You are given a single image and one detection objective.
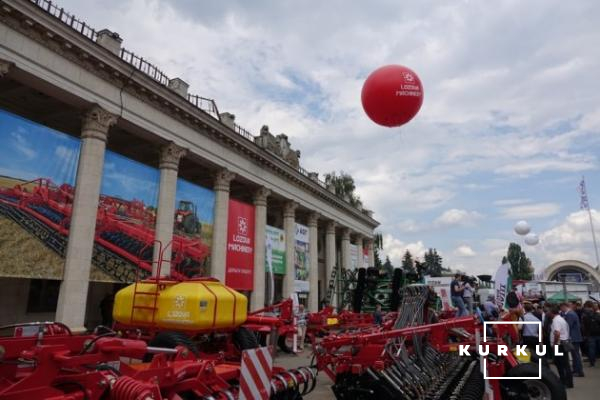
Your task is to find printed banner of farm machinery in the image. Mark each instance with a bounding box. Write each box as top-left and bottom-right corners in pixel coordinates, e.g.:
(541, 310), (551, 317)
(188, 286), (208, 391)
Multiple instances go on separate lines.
(0, 109), (214, 283)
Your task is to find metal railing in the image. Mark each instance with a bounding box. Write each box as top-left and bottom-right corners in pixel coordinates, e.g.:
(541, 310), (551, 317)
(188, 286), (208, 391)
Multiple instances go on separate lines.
(233, 123), (254, 141)
(30, 0), (98, 41)
(187, 94), (220, 121)
(27, 0), (359, 210)
(119, 49), (170, 86)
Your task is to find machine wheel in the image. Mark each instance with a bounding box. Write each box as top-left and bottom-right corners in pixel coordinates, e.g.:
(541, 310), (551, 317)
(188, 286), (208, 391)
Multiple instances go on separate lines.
(353, 268), (367, 312)
(390, 268), (403, 311)
(143, 331), (198, 361)
(233, 327), (259, 351)
(501, 363), (566, 400)
(277, 334), (294, 353)
(182, 214), (199, 235)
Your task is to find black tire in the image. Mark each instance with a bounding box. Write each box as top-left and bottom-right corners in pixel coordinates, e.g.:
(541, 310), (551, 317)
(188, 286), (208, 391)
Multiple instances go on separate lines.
(143, 331), (198, 362)
(390, 268), (403, 311)
(353, 268), (367, 312)
(182, 214), (199, 235)
(277, 334), (293, 353)
(501, 362), (566, 400)
(233, 327), (259, 351)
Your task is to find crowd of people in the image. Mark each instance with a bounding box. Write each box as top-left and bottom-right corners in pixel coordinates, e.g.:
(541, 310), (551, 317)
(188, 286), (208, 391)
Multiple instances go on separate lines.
(476, 286), (600, 390)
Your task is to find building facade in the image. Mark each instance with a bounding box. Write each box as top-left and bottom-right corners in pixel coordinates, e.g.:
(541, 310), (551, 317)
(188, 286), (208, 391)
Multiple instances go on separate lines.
(0, 0), (378, 330)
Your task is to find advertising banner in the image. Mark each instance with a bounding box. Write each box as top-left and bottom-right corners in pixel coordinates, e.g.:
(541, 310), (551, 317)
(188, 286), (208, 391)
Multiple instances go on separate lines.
(0, 109), (163, 282)
(424, 276), (453, 311)
(294, 223), (309, 292)
(363, 247), (369, 268)
(494, 263), (510, 309)
(225, 199), (255, 290)
(265, 225), (286, 274)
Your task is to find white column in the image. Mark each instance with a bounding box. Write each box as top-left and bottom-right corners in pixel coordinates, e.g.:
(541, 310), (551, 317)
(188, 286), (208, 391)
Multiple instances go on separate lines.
(307, 212), (319, 312)
(355, 234), (364, 270)
(210, 168), (235, 283)
(282, 201), (297, 299)
(367, 238), (375, 268)
(153, 142), (186, 276)
(325, 221), (336, 305)
(251, 187), (270, 311)
(339, 228), (351, 307)
(341, 228), (351, 270)
(55, 105), (117, 330)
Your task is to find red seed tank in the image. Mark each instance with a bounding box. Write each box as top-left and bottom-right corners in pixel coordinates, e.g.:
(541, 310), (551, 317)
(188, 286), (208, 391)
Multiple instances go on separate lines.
(361, 65), (424, 127)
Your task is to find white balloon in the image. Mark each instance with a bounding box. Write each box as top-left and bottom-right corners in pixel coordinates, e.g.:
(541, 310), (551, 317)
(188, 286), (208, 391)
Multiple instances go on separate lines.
(514, 220), (531, 236)
(524, 233), (539, 246)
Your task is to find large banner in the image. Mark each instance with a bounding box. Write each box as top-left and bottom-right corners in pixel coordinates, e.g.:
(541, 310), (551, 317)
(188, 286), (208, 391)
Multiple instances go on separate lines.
(0, 109), (163, 282)
(494, 263), (510, 309)
(266, 225), (286, 274)
(294, 223), (309, 292)
(225, 199), (255, 290)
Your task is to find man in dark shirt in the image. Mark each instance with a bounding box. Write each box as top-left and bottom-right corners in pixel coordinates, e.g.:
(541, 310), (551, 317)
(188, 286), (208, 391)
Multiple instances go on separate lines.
(373, 304), (383, 325)
(561, 302), (584, 377)
(450, 274), (467, 317)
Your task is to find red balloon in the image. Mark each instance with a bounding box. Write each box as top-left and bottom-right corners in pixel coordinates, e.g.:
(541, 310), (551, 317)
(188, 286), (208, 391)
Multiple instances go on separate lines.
(361, 65), (424, 127)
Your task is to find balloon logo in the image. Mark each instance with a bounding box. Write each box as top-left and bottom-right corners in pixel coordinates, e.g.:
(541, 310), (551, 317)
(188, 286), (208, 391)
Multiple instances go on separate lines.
(514, 220), (531, 236)
(361, 65), (424, 128)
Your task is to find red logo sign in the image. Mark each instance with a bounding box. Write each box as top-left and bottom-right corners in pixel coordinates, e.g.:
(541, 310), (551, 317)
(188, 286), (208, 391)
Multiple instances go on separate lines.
(225, 199), (255, 290)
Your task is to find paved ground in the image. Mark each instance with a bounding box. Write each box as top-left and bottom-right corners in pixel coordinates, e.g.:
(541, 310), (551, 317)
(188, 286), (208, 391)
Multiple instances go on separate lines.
(275, 348), (598, 399)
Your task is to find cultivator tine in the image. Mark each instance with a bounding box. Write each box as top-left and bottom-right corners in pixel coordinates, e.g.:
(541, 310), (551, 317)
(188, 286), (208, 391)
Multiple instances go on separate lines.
(270, 367), (317, 399)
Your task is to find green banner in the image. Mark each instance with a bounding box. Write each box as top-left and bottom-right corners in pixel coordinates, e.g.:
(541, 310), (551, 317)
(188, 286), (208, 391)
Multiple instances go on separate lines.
(266, 225), (286, 275)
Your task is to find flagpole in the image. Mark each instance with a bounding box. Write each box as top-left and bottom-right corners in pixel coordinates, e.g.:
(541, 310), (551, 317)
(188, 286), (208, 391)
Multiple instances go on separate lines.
(580, 176), (600, 270)
(587, 207), (600, 270)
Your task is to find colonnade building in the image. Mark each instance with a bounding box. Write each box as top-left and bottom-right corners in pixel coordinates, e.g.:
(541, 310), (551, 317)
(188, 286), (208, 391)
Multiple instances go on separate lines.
(0, 0), (378, 329)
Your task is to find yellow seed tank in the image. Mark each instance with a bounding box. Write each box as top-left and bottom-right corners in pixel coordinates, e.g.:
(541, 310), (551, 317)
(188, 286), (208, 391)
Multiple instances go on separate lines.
(113, 279), (248, 331)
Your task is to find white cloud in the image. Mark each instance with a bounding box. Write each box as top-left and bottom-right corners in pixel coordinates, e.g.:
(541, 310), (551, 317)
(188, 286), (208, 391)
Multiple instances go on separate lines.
(54, 145), (75, 160)
(434, 208), (483, 227)
(493, 198), (531, 206)
(500, 202), (561, 219)
(539, 209), (600, 267)
(381, 234), (427, 266)
(454, 245), (476, 257)
(10, 131), (36, 159)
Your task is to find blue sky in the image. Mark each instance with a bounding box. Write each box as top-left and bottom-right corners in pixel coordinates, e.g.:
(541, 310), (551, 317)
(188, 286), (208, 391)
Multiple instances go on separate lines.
(0, 109), (80, 185)
(23, 0), (600, 275)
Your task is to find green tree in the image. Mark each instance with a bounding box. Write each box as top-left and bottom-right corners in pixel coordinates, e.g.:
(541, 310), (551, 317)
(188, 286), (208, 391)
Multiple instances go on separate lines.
(401, 250), (416, 274)
(382, 256), (394, 277)
(505, 242), (533, 280)
(373, 232), (383, 269)
(423, 248), (443, 277)
(324, 171), (362, 207)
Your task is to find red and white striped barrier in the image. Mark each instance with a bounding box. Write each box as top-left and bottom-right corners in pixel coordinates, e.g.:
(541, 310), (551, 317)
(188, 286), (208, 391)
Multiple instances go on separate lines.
(239, 347), (272, 400)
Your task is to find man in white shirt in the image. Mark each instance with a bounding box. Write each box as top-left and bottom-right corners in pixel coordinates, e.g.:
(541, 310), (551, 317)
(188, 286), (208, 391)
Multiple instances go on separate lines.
(522, 303), (540, 350)
(462, 279), (474, 315)
(549, 305), (573, 388)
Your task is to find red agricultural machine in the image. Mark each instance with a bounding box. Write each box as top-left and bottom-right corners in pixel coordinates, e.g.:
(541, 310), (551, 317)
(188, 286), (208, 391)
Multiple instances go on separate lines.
(0, 177), (210, 282)
(0, 321), (316, 400)
(312, 284), (566, 400)
(0, 242), (315, 399)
